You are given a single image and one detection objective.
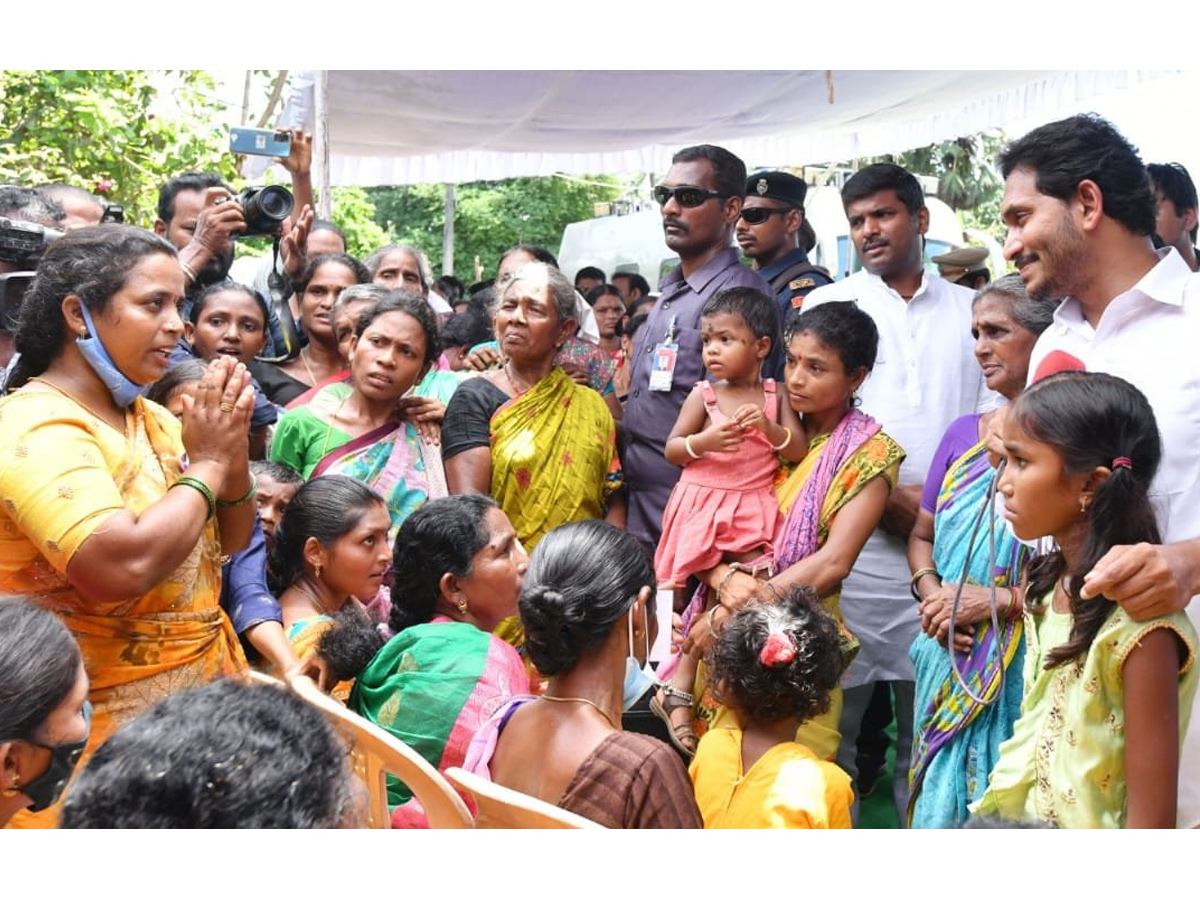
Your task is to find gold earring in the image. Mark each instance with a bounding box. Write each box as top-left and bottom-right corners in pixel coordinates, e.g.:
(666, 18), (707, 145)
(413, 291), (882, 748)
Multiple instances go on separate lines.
(2, 774), (19, 798)
(1080, 496), (1090, 513)
(456, 595), (469, 616)
(315, 562), (323, 581)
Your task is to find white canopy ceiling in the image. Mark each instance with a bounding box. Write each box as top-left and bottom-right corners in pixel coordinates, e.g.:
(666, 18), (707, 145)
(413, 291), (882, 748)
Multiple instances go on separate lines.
(273, 70), (1179, 186)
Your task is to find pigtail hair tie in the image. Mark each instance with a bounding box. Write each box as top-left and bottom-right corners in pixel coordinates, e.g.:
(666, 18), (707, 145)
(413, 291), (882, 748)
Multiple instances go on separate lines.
(1112, 456), (1132, 471)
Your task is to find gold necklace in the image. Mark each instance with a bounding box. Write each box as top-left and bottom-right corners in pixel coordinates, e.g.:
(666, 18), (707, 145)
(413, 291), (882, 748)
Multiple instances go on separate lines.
(299, 347), (318, 385)
(291, 581), (331, 616)
(539, 694), (617, 729)
(28, 376), (130, 432)
(504, 361), (535, 395)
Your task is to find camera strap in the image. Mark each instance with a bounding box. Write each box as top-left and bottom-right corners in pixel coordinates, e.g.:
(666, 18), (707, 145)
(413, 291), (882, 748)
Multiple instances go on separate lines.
(260, 235), (302, 362)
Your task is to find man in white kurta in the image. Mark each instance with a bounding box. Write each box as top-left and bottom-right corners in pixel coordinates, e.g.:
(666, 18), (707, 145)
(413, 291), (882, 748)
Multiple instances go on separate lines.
(1001, 113), (1200, 828)
(804, 163), (997, 824)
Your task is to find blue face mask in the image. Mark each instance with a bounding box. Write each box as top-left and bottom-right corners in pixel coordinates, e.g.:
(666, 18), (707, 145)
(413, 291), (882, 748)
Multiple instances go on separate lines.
(76, 303), (147, 408)
(622, 599), (658, 712)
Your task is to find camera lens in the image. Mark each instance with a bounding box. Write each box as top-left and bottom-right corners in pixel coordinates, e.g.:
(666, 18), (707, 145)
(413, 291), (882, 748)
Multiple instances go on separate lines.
(256, 186), (293, 220)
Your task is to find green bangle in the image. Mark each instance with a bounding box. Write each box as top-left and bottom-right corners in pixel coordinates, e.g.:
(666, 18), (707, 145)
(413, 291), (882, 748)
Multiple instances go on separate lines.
(174, 475), (216, 520)
(217, 474), (258, 508)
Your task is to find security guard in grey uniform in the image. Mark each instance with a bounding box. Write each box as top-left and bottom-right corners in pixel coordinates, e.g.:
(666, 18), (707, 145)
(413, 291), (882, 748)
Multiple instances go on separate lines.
(737, 170), (833, 376)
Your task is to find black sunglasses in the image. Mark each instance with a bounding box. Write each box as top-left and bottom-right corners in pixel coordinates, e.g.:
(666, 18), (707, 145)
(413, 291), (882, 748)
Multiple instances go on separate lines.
(652, 185), (729, 208)
(739, 207), (793, 225)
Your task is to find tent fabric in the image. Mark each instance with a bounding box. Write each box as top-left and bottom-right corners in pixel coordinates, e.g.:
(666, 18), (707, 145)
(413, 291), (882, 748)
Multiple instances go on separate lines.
(277, 70), (1179, 186)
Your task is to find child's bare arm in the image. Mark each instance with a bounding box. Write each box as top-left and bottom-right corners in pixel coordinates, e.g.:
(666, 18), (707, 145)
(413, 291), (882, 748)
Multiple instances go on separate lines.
(664, 387), (710, 465)
(1123, 627), (1184, 828)
(773, 395), (809, 463)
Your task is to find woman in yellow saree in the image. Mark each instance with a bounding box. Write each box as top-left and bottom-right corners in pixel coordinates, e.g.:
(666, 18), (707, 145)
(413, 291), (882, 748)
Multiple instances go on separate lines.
(685, 302), (904, 761)
(442, 261), (624, 551)
(0, 227), (255, 826)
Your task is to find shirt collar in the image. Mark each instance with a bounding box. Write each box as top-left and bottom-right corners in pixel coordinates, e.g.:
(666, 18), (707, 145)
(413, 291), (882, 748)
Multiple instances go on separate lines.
(1053, 247), (1193, 331)
(758, 246), (811, 281)
(662, 246), (742, 294)
(861, 266), (932, 301)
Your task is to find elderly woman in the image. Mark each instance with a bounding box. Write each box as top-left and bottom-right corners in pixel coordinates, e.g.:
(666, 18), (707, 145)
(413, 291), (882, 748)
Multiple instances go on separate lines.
(906, 274), (1056, 828)
(463, 520), (702, 828)
(0, 226), (254, 824)
(442, 262), (624, 550)
(0, 600), (91, 828)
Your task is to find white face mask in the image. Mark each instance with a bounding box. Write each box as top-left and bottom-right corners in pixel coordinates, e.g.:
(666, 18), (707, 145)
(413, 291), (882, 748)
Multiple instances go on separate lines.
(622, 597), (657, 712)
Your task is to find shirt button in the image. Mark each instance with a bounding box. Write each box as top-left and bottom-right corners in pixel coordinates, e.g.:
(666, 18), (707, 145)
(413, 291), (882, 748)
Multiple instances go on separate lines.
(646, 346), (653, 354)
(663, 301), (671, 309)
(634, 389), (641, 397)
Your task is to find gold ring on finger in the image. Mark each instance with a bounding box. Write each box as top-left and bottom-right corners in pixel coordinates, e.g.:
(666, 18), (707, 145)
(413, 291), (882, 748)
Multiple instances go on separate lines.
(220, 402), (236, 413)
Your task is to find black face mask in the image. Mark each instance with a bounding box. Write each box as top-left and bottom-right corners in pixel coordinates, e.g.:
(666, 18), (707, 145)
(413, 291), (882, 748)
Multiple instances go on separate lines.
(22, 700), (92, 812)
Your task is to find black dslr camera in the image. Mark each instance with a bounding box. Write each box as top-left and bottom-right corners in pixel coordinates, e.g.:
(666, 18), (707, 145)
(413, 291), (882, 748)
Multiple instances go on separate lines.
(218, 186), (294, 237)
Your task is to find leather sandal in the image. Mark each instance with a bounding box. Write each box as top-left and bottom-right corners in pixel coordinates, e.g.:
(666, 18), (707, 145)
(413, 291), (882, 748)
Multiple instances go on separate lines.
(649, 684), (699, 758)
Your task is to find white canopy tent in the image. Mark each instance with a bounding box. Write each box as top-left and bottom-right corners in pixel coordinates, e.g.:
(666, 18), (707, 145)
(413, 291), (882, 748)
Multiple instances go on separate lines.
(267, 70), (1182, 190)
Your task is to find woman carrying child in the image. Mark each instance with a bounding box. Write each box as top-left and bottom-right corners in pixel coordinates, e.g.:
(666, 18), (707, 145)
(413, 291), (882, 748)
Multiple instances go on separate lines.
(687, 301), (905, 761)
(974, 371), (1197, 828)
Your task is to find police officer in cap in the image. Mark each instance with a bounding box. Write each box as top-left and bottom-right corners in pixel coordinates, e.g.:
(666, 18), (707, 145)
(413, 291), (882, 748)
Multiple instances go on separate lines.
(737, 170), (833, 376)
(931, 245), (991, 290)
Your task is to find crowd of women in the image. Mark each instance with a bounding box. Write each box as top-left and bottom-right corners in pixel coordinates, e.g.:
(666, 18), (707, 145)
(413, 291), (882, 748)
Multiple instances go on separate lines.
(0, 211), (1192, 829)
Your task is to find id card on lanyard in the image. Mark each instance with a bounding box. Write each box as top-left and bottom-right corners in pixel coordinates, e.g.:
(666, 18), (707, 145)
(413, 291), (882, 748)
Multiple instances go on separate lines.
(649, 314), (679, 392)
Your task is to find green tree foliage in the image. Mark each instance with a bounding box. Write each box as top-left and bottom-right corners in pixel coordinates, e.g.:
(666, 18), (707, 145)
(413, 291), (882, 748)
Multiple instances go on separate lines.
(0, 70), (235, 224)
(329, 187), (391, 260)
(367, 175), (621, 281)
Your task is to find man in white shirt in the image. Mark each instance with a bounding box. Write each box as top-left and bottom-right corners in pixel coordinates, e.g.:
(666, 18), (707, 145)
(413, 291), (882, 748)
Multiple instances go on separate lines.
(1000, 113), (1200, 828)
(804, 164), (997, 823)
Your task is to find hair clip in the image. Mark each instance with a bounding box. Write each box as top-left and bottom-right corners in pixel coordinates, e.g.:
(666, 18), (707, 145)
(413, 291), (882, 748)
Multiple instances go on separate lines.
(760, 631), (796, 667)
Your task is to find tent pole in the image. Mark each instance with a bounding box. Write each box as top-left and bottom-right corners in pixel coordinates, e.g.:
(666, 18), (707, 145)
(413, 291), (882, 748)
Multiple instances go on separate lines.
(442, 183), (456, 276)
(314, 70), (332, 219)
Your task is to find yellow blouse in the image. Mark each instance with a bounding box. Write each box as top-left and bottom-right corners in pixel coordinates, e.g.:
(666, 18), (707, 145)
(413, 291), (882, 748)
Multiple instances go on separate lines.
(689, 726), (853, 828)
(973, 597), (1197, 828)
(0, 386), (245, 761)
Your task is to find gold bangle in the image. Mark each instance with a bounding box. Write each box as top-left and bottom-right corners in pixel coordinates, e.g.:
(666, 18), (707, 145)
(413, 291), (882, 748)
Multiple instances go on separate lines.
(684, 434), (703, 460)
(771, 427), (792, 452)
(217, 474), (258, 508)
(180, 260), (198, 285)
(910, 566), (940, 602)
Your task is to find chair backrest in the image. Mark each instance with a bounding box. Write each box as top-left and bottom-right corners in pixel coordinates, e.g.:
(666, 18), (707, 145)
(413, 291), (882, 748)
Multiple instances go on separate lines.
(287, 674), (473, 829)
(444, 767), (606, 829)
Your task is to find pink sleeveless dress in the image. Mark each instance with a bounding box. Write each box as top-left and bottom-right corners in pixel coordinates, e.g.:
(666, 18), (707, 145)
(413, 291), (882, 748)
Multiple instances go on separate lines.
(654, 380), (783, 588)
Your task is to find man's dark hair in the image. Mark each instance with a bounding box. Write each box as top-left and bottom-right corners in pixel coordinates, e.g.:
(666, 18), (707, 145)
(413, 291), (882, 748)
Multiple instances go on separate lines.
(1147, 162), (1198, 243)
(310, 218), (346, 245)
(841, 163), (924, 215)
(157, 172), (229, 224)
(998, 114), (1156, 237)
(37, 184), (104, 216)
(59, 680), (357, 828)
(613, 272), (652, 297)
(0, 185), (66, 227)
(574, 265), (606, 286)
(671, 145), (747, 199)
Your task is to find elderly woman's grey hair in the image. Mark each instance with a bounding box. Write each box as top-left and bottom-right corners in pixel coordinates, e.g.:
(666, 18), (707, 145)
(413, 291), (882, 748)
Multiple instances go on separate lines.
(333, 282), (391, 318)
(496, 262), (578, 325)
(365, 244), (433, 295)
(972, 273), (1057, 337)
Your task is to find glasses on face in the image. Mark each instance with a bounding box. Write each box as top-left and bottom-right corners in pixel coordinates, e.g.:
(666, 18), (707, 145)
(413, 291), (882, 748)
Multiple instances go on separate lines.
(739, 207), (792, 225)
(652, 185), (729, 208)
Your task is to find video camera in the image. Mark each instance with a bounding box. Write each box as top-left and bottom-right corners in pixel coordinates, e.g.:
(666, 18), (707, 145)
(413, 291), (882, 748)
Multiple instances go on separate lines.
(0, 217), (64, 331)
(0, 216), (64, 267)
(217, 186), (294, 238)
